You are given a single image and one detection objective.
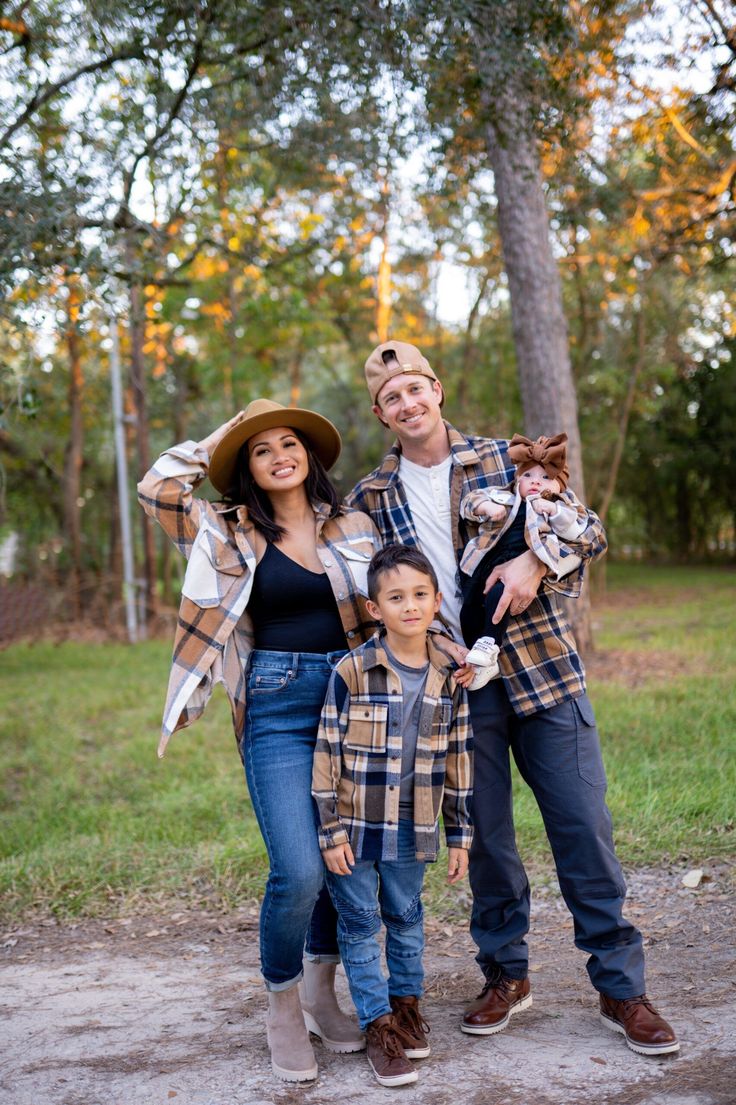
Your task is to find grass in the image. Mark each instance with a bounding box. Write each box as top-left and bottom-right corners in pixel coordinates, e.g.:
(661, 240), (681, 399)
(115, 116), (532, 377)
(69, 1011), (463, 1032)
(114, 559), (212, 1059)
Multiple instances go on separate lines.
(510, 563), (736, 867)
(1, 563), (734, 924)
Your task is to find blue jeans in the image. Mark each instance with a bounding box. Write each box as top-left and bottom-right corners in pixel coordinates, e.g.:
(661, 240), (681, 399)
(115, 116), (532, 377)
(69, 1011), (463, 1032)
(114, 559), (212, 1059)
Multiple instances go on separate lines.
(326, 819), (426, 1029)
(243, 648), (347, 991)
(468, 680), (645, 998)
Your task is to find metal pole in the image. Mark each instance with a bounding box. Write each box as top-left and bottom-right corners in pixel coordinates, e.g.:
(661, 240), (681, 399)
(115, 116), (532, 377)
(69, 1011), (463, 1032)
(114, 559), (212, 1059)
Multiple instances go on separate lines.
(108, 315), (138, 644)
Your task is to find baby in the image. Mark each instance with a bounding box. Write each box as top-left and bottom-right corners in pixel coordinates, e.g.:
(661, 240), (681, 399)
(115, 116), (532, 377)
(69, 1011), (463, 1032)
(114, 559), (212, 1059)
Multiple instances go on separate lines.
(459, 432), (588, 673)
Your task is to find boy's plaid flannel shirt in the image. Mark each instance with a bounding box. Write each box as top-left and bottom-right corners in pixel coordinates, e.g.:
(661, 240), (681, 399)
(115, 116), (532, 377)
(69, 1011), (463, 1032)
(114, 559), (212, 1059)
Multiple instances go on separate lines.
(312, 631), (473, 862)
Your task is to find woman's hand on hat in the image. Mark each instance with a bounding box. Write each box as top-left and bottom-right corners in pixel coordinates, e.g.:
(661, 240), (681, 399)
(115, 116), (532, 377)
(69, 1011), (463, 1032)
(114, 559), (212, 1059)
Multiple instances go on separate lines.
(199, 410), (248, 458)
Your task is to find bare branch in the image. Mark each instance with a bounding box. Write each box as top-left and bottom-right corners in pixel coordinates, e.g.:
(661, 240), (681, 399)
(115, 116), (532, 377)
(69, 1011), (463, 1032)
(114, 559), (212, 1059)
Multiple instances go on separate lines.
(695, 0), (736, 58)
(119, 24), (211, 210)
(0, 46), (145, 148)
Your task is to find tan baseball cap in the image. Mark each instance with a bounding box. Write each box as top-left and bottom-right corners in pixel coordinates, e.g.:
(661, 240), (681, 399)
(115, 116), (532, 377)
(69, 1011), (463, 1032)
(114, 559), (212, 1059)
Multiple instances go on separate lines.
(364, 340), (438, 404)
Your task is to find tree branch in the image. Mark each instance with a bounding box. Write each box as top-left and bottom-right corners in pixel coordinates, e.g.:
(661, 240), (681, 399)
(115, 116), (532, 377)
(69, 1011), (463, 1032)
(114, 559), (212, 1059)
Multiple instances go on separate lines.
(0, 47), (144, 148)
(119, 24), (211, 210)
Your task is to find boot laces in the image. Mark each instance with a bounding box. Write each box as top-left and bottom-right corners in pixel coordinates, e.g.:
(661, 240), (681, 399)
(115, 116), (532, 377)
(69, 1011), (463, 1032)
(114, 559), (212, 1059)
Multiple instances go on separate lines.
(477, 968), (518, 1001)
(620, 994), (658, 1017)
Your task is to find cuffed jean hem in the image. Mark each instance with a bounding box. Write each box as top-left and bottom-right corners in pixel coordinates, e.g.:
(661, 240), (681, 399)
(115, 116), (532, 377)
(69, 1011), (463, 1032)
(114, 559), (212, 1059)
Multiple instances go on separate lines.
(263, 970), (303, 993)
(359, 1005), (392, 1032)
(304, 952), (341, 965)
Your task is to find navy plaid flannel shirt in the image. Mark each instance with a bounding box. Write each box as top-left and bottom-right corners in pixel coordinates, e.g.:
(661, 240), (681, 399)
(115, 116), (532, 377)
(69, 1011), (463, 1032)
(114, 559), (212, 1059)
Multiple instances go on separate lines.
(345, 423), (608, 716)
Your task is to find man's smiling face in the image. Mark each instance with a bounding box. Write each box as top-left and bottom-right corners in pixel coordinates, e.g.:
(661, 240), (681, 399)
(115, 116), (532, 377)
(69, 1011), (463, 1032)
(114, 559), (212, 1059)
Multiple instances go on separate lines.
(373, 372), (444, 444)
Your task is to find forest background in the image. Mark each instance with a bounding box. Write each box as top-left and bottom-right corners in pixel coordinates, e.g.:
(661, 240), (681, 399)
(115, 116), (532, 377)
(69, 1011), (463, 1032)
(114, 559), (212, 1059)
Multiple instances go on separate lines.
(0, 0), (734, 640)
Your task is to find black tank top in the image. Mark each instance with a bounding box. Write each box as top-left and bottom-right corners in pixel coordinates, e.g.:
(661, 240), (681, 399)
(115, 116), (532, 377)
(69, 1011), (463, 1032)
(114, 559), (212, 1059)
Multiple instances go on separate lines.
(247, 542), (347, 652)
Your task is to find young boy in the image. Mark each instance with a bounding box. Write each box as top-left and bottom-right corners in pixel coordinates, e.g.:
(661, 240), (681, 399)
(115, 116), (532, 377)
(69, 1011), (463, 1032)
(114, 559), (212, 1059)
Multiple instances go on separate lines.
(459, 432), (588, 675)
(312, 544), (473, 1088)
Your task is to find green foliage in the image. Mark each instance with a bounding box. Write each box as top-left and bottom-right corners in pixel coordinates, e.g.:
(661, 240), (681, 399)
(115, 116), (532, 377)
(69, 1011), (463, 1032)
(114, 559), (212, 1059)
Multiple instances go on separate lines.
(1, 0), (734, 584)
(612, 334), (735, 558)
(0, 565), (733, 922)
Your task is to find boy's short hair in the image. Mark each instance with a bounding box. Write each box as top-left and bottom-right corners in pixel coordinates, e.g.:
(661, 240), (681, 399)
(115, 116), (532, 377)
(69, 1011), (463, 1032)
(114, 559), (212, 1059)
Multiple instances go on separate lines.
(367, 543), (439, 602)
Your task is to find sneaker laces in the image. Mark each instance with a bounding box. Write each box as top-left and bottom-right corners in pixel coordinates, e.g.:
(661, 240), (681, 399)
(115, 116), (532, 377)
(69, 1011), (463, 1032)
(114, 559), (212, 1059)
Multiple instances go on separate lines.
(367, 1020), (409, 1060)
(395, 1001), (430, 1039)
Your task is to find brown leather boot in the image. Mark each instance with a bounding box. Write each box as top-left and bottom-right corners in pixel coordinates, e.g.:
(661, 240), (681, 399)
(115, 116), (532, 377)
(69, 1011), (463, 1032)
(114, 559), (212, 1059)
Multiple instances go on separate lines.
(390, 994), (431, 1058)
(461, 971), (532, 1035)
(599, 993), (679, 1055)
(365, 1013), (418, 1087)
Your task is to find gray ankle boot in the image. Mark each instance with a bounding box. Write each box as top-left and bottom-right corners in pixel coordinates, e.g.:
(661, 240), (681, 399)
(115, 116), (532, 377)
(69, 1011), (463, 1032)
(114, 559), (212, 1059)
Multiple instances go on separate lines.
(300, 960), (365, 1053)
(266, 986), (318, 1082)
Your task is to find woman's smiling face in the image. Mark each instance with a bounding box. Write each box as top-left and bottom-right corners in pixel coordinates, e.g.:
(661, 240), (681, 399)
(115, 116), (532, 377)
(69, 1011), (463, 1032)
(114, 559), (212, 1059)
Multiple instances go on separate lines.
(247, 426), (310, 493)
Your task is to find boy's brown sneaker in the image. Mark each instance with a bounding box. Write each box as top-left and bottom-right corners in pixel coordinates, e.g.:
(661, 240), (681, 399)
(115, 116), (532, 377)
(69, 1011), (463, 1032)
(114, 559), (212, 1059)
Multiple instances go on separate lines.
(390, 995), (431, 1058)
(365, 1013), (418, 1087)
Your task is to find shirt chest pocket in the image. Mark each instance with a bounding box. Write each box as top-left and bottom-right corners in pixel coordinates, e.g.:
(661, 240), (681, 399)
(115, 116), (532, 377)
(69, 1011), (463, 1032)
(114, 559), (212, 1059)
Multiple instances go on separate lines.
(333, 543), (373, 597)
(345, 702), (388, 753)
(429, 702), (453, 752)
(182, 526), (247, 608)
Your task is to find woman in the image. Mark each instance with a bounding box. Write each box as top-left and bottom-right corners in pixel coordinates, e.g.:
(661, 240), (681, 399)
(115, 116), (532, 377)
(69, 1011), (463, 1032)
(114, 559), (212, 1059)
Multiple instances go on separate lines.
(138, 398), (380, 1083)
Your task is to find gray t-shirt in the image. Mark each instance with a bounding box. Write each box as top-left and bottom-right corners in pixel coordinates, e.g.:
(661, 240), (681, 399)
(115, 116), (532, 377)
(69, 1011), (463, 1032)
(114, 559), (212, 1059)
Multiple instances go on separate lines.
(384, 644), (430, 815)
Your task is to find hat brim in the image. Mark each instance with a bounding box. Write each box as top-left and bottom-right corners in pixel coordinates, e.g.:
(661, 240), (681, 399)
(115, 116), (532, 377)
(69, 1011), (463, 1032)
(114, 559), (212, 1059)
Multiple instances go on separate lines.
(209, 408), (342, 494)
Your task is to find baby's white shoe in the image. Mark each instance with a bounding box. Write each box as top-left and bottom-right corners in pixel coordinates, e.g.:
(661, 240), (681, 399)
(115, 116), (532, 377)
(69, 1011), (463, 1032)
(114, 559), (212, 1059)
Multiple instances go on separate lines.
(465, 637), (500, 670)
(467, 665), (497, 691)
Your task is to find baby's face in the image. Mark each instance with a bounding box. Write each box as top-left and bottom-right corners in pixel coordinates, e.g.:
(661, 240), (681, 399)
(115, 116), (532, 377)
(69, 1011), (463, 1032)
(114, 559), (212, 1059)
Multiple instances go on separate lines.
(518, 464), (561, 499)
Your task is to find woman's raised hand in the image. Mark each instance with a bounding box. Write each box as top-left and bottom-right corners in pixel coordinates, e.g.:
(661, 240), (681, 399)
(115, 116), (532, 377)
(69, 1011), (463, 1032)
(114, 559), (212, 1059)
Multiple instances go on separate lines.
(199, 410), (248, 458)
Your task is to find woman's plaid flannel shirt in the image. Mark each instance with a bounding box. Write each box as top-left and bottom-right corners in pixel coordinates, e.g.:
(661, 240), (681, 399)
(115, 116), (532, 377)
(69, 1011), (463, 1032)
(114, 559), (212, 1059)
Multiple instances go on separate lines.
(138, 440), (378, 757)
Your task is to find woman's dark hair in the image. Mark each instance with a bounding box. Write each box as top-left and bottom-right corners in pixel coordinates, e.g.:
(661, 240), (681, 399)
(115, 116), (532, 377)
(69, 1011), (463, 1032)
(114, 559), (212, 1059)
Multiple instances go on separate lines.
(222, 428), (340, 543)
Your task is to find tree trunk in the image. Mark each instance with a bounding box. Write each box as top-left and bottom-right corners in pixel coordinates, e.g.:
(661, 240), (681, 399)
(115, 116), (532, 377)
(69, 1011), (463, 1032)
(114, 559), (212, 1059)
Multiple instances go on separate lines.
(483, 122), (585, 494)
(107, 465), (122, 625)
(457, 270), (490, 410)
(62, 275), (83, 618)
(476, 70), (593, 651)
(125, 229), (158, 626)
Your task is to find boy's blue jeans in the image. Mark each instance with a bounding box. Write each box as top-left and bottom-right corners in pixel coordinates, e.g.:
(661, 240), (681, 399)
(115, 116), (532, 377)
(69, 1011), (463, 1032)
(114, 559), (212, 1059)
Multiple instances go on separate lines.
(326, 819), (427, 1029)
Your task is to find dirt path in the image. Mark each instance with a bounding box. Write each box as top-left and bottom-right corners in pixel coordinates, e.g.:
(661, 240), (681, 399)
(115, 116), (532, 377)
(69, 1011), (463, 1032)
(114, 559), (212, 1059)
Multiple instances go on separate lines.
(1, 864), (734, 1105)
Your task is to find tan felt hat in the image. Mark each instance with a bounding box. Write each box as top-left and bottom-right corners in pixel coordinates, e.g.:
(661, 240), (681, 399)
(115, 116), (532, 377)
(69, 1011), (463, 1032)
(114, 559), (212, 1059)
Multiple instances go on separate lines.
(208, 398), (342, 493)
(364, 339), (438, 403)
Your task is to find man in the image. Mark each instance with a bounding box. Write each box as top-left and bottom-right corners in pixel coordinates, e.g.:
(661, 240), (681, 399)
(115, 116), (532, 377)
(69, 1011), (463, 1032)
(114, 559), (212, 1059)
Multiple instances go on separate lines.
(346, 339), (678, 1057)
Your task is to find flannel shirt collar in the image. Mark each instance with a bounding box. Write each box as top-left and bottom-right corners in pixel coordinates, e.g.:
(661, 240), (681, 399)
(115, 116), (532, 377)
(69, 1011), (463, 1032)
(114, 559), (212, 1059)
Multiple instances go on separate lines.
(361, 629), (453, 677)
(209, 499), (334, 525)
(361, 422), (484, 490)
